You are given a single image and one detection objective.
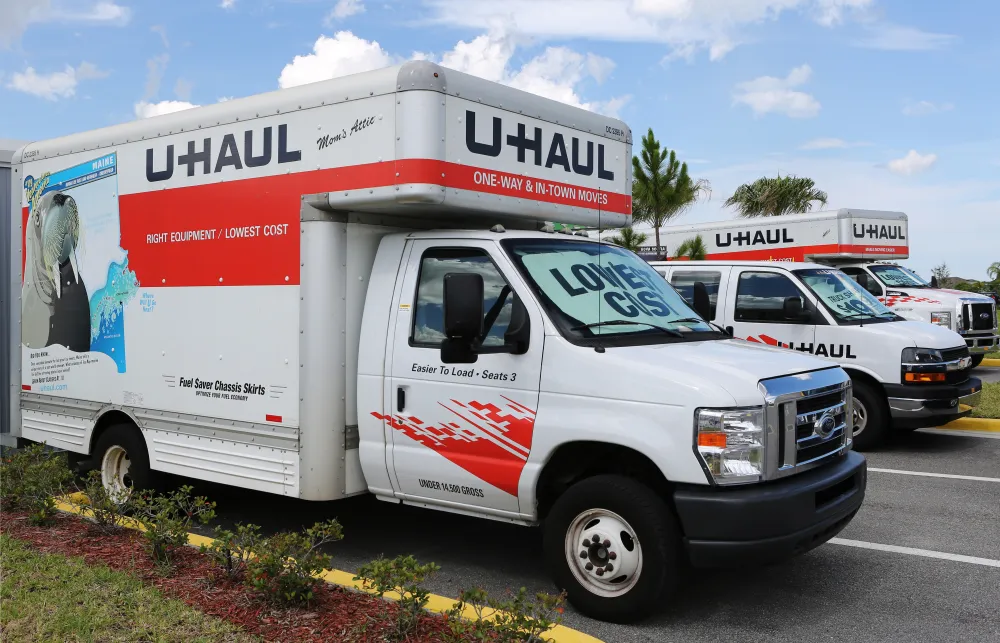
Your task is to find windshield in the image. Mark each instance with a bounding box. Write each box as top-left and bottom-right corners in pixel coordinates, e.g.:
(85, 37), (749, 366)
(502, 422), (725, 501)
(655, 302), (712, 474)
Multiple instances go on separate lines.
(795, 269), (897, 324)
(869, 264), (930, 288)
(501, 238), (717, 344)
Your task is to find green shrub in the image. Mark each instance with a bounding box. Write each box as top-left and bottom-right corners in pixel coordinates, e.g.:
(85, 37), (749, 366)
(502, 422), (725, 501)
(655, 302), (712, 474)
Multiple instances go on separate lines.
(0, 442), (76, 526)
(444, 586), (567, 643)
(354, 554), (440, 640)
(133, 485), (216, 567)
(247, 519), (343, 605)
(79, 470), (134, 533)
(200, 522), (262, 581)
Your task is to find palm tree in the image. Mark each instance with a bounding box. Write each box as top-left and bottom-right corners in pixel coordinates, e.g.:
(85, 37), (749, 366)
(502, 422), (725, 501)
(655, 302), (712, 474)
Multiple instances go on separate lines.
(723, 174), (827, 218)
(605, 226), (648, 253)
(674, 235), (707, 260)
(987, 261), (1000, 283)
(631, 128), (710, 254)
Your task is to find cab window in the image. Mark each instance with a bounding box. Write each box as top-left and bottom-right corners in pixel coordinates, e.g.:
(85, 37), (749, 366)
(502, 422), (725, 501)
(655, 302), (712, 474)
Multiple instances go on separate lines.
(840, 267), (883, 296)
(670, 270), (722, 320)
(411, 248), (513, 348)
(735, 271), (810, 324)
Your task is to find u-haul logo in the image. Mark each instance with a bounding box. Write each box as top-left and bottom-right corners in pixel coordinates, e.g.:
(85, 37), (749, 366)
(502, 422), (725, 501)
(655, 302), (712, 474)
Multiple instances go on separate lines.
(853, 224), (906, 240)
(465, 110), (615, 182)
(717, 228), (795, 248)
(145, 124), (302, 182)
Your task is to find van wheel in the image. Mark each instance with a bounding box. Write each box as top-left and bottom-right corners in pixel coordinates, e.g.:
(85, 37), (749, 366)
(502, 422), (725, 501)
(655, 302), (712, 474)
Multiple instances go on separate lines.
(970, 355), (984, 369)
(543, 475), (680, 624)
(94, 424), (157, 501)
(850, 379), (888, 451)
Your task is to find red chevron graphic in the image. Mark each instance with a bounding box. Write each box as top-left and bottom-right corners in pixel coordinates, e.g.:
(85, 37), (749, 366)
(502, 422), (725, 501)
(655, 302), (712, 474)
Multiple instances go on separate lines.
(372, 396), (536, 497)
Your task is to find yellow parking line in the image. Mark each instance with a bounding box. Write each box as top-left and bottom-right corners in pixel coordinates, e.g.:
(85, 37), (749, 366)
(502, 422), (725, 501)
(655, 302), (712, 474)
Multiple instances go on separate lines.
(936, 417), (1000, 433)
(54, 495), (603, 643)
(980, 358), (1000, 367)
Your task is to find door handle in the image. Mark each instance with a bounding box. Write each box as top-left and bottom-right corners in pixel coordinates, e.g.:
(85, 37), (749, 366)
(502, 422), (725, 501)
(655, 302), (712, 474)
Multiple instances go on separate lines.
(397, 387), (405, 413)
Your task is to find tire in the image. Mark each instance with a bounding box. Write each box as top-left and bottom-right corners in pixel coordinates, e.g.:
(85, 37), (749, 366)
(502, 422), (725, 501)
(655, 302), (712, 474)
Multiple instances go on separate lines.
(849, 378), (889, 451)
(970, 355), (984, 369)
(542, 475), (681, 624)
(94, 424), (158, 499)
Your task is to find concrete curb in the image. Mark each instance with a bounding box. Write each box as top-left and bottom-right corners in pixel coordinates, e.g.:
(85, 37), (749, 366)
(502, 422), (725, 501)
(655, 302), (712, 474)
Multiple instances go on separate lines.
(54, 493), (603, 643)
(937, 417), (1000, 433)
(980, 358), (1000, 367)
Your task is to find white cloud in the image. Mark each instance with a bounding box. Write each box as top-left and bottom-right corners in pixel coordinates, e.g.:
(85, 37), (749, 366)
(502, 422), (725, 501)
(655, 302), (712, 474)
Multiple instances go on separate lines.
(278, 28), (628, 116)
(151, 25), (169, 47)
(142, 53), (170, 101)
(134, 100), (199, 119)
(858, 24), (957, 51)
(0, 1), (129, 48)
(327, 0), (364, 23)
(7, 61), (107, 100)
(174, 78), (193, 101)
(902, 100), (954, 116)
(221, 0), (236, 8)
(887, 150), (937, 175)
(800, 138), (870, 150)
(422, 0), (871, 62)
(278, 31), (395, 89)
(734, 64), (820, 118)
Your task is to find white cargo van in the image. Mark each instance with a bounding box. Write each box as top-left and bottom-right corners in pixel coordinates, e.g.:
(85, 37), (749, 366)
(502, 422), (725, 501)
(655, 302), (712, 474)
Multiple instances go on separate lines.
(658, 209), (999, 366)
(8, 61), (866, 623)
(649, 260), (983, 450)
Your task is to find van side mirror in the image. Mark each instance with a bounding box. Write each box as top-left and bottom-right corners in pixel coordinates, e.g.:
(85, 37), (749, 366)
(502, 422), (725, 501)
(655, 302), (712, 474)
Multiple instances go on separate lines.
(930, 275), (939, 288)
(503, 296), (530, 355)
(783, 296), (810, 322)
(855, 272), (869, 290)
(441, 273), (483, 364)
(692, 281), (712, 322)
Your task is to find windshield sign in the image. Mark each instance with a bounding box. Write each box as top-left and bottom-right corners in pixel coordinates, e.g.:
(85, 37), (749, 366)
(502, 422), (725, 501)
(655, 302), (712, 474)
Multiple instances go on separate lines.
(869, 264), (929, 288)
(502, 239), (713, 340)
(796, 269), (896, 322)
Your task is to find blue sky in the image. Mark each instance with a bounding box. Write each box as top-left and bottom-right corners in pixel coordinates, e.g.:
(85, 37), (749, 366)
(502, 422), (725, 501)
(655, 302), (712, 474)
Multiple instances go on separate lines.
(2, 0), (997, 280)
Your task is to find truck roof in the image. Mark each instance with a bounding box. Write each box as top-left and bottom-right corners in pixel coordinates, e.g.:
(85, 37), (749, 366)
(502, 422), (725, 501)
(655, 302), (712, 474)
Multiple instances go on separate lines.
(647, 259), (832, 271)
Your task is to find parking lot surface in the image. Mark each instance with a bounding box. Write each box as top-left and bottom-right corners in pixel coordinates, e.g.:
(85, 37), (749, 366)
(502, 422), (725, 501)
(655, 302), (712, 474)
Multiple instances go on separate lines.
(191, 415), (1000, 642)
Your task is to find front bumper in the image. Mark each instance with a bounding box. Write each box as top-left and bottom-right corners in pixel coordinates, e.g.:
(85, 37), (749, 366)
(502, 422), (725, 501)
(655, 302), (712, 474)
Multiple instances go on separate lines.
(885, 377), (983, 429)
(961, 333), (998, 354)
(673, 451), (866, 568)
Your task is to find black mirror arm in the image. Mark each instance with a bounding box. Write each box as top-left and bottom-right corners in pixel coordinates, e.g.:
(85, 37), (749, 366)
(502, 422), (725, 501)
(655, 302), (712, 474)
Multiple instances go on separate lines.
(480, 285), (511, 342)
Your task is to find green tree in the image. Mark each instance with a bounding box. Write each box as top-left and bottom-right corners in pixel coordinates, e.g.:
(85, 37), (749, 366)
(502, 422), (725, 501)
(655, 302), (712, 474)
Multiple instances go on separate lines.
(723, 174), (827, 218)
(987, 261), (1000, 283)
(605, 226), (648, 253)
(931, 262), (950, 282)
(674, 235), (707, 260)
(631, 128), (710, 254)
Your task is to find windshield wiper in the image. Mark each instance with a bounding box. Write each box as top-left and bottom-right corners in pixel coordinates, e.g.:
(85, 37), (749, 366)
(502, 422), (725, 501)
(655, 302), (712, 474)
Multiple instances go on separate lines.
(838, 312), (896, 323)
(571, 319), (684, 338)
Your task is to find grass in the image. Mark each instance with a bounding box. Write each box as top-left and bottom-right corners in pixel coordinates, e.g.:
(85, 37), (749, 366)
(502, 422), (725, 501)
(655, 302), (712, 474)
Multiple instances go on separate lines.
(971, 382), (1000, 420)
(986, 349), (999, 360)
(0, 534), (259, 643)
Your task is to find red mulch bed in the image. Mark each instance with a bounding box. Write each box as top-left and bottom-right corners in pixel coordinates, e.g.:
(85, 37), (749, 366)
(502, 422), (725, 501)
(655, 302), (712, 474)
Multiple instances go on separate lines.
(0, 510), (456, 642)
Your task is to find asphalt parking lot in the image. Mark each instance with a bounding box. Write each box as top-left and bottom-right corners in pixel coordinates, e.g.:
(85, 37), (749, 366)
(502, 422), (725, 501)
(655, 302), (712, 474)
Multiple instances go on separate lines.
(189, 374), (1000, 643)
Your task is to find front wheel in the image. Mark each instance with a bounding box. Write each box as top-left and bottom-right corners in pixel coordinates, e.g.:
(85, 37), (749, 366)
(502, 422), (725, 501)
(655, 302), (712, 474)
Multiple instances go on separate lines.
(543, 475), (681, 624)
(94, 424), (157, 501)
(970, 354), (984, 369)
(849, 379), (889, 451)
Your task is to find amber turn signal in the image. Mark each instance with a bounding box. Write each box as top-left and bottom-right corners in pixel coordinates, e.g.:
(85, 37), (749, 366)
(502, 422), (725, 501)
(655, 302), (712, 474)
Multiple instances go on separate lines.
(697, 432), (727, 448)
(905, 372), (946, 383)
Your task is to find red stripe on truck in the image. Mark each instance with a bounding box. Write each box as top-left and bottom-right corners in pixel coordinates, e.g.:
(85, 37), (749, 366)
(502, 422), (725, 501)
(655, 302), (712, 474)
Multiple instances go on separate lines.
(706, 243), (908, 262)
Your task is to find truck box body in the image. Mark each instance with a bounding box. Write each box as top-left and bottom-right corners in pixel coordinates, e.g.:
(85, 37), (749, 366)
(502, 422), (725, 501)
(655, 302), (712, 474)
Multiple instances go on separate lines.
(10, 62), (631, 500)
(657, 210), (997, 358)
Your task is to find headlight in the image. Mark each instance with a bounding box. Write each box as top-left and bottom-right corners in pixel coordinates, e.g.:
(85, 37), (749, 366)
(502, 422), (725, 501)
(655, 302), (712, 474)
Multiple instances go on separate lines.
(929, 311), (952, 327)
(902, 347), (944, 363)
(695, 407), (765, 485)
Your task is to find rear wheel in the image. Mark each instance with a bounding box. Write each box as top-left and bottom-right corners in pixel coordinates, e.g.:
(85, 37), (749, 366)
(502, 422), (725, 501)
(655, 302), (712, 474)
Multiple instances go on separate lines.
(970, 355), (984, 369)
(94, 424), (156, 501)
(850, 379), (889, 451)
(543, 475), (681, 624)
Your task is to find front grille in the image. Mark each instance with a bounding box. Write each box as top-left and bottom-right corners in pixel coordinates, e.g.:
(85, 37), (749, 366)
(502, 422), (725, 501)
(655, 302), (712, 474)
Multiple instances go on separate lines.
(964, 303), (996, 332)
(941, 346), (970, 362)
(941, 346), (971, 385)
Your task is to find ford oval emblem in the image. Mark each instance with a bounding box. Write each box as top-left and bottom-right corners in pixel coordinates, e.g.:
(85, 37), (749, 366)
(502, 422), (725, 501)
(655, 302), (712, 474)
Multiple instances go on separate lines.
(981, 312), (991, 321)
(814, 412), (837, 438)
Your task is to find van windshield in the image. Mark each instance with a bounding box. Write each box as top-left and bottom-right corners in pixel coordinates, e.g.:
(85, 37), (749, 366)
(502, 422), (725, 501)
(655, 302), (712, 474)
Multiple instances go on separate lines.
(794, 269), (897, 324)
(869, 264), (930, 288)
(501, 238), (719, 345)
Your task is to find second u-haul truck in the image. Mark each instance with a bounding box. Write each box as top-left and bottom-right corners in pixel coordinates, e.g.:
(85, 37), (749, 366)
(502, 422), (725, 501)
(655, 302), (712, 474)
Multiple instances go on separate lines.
(659, 209), (999, 367)
(8, 61), (866, 623)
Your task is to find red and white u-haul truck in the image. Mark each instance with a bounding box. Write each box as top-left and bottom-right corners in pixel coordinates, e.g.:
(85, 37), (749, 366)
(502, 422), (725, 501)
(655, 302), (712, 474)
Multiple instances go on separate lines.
(659, 209), (999, 366)
(8, 62), (866, 622)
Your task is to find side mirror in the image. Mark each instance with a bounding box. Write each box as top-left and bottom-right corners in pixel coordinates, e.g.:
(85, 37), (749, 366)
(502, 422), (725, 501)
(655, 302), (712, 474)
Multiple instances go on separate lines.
(692, 281), (712, 322)
(930, 275), (939, 288)
(783, 296), (809, 321)
(441, 273), (483, 364)
(503, 296), (530, 355)
(855, 272), (870, 290)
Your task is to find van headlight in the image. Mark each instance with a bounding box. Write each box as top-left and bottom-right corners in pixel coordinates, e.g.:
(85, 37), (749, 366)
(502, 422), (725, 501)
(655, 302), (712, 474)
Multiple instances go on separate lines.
(930, 312), (952, 328)
(695, 408), (765, 485)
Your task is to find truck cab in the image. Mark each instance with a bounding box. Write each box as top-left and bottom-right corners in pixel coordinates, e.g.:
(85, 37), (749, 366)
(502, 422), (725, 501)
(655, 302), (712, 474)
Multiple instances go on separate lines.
(835, 262), (998, 366)
(650, 260), (983, 449)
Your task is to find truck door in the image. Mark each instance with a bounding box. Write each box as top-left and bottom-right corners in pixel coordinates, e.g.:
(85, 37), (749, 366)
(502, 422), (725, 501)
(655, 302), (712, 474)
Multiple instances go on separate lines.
(384, 240), (544, 516)
(727, 268), (818, 354)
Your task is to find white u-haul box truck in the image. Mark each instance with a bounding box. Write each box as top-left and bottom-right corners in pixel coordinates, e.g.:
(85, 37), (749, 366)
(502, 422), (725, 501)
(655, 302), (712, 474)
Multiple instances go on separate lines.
(8, 62), (866, 623)
(659, 209), (999, 367)
(649, 260), (982, 450)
